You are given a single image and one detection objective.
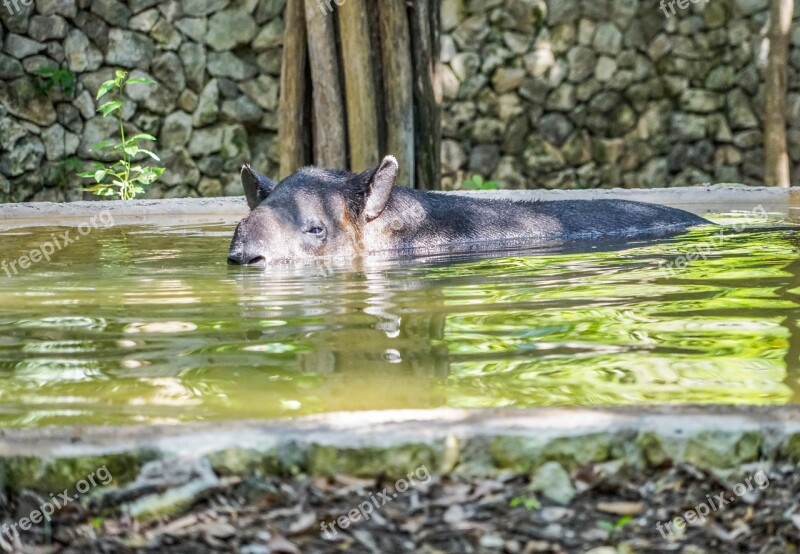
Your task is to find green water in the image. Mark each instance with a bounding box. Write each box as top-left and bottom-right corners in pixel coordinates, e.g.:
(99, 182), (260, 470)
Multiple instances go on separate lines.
(0, 211), (798, 427)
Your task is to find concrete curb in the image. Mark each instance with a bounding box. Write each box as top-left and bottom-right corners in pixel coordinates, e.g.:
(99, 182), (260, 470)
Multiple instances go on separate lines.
(1, 406), (795, 458)
(2, 406), (799, 493)
(0, 185), (797, 229)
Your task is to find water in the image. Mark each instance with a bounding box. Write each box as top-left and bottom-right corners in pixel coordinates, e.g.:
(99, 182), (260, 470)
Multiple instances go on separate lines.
(0, 210), (798, 427)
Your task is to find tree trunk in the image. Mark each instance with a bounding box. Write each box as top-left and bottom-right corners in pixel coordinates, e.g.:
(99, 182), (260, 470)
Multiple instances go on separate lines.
(409, 0), (442, 190)
(378, 0), (415, 188)
(304, 0), (346, 168)
(278, 0), (311, 179)
(278, 0), (441, 188)
(337, 0), (380, 172)
(764, 0), (793, 187)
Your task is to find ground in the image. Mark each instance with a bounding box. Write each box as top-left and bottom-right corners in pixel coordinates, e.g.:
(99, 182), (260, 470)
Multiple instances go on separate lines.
(4, 460), (799, 553)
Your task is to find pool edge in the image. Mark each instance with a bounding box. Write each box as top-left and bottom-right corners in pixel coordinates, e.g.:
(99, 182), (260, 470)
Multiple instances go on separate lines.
(1, 406), (798, 493)
(0, 185), (797, 229)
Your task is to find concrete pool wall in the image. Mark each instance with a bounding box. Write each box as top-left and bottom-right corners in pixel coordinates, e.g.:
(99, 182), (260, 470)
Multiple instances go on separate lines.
(1, 407), (799, 498)
(0, 184), (798, 229)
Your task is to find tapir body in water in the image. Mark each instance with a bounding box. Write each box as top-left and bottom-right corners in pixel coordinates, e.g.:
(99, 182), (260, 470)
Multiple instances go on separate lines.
(227, 156), (709, 266)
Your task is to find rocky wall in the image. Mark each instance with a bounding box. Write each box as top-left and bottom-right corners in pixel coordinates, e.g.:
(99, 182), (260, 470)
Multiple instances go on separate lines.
(0, 0), (284, 202)
(440, 0), (800, 189)
(2, 0), (800, 202)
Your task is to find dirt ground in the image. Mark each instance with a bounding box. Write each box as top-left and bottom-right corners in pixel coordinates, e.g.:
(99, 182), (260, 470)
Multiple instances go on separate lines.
(2, 458), (799, 554)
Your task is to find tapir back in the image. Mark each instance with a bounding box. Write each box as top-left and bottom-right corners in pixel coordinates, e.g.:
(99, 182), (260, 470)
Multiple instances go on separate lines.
(360, 187), (710, 255)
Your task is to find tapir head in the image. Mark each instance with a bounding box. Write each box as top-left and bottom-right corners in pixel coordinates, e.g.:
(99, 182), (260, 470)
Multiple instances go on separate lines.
(227, 156), (399, 265)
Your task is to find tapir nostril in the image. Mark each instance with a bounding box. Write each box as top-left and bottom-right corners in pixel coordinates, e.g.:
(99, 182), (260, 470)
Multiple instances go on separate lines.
(227, 254), (266, 266)
(246, 256), (266, 265)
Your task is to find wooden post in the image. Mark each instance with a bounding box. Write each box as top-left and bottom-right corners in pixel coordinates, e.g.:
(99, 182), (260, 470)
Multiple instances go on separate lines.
(409, 0), (442, 190)
(337, 0), (380, 173)
(278, 0), (311, 178)
(378, 0), (415, 188)
(304, 0), (347, 168)
(764, 0), (793, 187)
(278, 0), (441, 188)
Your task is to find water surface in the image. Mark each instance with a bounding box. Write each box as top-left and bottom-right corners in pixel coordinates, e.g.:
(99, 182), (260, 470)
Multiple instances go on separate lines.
(0, 209), (798, 426)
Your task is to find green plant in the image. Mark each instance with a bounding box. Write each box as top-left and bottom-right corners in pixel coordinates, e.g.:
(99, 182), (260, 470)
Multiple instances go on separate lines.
(509, 495), (541, 511)
(36, 65), (76, 99)
(597, 515), (632, 539)
(462, 174), (500, 190)
(55, 156), (83, 189)
(80, 69), (164, 200)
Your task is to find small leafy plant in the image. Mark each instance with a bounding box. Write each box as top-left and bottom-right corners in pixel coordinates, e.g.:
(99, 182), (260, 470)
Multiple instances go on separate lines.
(509, 495), (542, 511)
(462, 174), (500, 190)
(36, 64), (76, 99)
(597, 515), (632, 540)
(80, 70), (164, 200)
(55, 156), (83, 189)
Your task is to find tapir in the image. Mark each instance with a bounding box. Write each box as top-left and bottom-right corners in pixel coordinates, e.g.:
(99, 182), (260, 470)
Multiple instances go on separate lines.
(227, 155), (709, 265)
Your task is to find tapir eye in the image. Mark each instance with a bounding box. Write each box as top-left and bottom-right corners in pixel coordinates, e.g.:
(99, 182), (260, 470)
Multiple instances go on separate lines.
(305, 225), (325, 237)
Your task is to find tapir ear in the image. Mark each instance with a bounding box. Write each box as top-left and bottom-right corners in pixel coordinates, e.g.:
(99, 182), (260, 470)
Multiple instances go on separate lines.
(241, 164), (278, 211)
(360, 155), (398, 221)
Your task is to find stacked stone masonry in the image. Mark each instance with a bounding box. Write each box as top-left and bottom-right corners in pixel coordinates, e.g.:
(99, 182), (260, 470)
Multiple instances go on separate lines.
(0, 0), (799, 201)
(440, 0), (800, 189)
(0, 0), (285, 202)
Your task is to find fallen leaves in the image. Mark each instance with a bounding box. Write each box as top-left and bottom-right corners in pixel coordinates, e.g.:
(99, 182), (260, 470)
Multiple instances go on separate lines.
(3, 461), (800, 552)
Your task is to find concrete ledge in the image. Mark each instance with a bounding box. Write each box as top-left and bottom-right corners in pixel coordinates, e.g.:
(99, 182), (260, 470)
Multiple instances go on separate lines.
(2, 407), (799, 494)
(450, 183), (800, 208)
(0, 185), (797, 229)
(0, 197), (249, 230)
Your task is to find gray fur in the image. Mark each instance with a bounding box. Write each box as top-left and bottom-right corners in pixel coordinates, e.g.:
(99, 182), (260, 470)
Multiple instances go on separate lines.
(228, 156), (710, 265)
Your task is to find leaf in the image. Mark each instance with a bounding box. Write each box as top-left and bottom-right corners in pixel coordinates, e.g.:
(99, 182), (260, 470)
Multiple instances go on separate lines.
(95, 79), (117, 100)
(127, 133), (157, 143)
(83, 185), (115, 196)
(125, 77), (157, 86)
(90, 139), (115, 152)
(123, 145), (139, 157)
(138, 149), (160, 161)
(94, 169), (107, 183)
(115, 69), (127, 82)
(136, 170), (159, 185)
(98, 100), (122, 116)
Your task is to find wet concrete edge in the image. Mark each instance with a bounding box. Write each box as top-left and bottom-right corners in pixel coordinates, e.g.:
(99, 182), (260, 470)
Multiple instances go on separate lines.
(0, 406), (798, 494)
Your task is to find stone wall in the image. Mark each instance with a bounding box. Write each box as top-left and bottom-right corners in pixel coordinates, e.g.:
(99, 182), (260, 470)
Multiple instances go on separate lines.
(0, 0), (284, 202)
(440, 0), (800, 189)
(1, 0), (799, 202)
